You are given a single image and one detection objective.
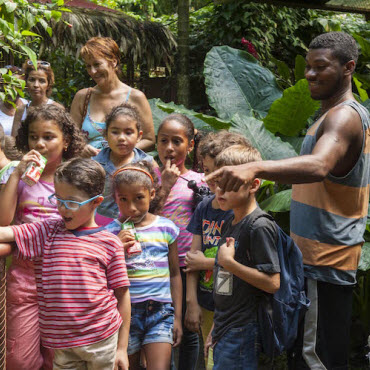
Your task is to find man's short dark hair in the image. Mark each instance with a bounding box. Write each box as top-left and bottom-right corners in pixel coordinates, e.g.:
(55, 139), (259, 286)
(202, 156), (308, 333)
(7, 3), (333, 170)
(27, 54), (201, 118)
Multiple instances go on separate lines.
(309, 32), (358, 65)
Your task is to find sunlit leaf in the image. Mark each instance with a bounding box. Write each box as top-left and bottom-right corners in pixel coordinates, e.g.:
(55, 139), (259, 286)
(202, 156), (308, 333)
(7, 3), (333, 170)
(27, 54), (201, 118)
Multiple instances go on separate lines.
(264, 79), (320, 136)
(260, 189), (292, 213)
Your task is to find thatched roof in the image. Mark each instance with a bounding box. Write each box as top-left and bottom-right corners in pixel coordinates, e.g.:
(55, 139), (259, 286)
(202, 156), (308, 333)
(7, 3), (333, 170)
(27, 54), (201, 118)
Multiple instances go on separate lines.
(35, 0), (176, 70)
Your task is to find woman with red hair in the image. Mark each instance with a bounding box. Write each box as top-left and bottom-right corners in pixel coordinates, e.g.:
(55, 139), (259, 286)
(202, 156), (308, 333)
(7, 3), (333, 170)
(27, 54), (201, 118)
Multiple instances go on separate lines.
(70, 37), (155, 157)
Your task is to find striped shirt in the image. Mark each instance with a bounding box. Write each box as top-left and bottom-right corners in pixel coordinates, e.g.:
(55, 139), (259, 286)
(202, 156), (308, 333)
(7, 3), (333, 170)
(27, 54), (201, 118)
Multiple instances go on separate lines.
(291, 100), (370, 285)
(11, 218), (130, 349)
(155, 168), (204, 266)
(105, 216), (179, 303)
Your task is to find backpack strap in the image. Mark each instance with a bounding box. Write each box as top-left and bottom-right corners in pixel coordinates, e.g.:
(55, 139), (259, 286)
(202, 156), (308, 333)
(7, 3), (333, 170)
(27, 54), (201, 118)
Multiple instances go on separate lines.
(80, 88), (92, 125)
(246, 211), (278, 367)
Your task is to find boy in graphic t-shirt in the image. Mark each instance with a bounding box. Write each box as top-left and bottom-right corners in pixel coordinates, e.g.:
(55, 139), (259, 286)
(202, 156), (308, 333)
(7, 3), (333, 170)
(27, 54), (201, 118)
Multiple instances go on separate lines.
(184, 131), (250, 368)
(210, 145), (280, 370)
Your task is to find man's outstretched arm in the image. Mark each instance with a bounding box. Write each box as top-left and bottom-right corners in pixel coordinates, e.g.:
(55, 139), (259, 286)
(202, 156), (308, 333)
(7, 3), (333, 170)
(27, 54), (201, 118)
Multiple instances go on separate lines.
(207, 106), (362, 191)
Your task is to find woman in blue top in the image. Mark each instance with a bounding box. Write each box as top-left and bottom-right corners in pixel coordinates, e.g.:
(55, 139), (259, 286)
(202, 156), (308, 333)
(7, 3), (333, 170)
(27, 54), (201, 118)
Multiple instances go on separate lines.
(70, 37), (155, 157)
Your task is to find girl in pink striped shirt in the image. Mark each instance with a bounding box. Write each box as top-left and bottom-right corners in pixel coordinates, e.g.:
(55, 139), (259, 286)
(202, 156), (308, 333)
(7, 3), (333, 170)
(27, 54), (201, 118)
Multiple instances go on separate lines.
(154, 114), (204, 370)
(0, 105), (85, 370)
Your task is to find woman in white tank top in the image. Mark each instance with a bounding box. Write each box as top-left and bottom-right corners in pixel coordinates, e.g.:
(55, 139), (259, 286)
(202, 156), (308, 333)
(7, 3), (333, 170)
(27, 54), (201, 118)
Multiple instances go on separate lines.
(11, 60), (63, 137)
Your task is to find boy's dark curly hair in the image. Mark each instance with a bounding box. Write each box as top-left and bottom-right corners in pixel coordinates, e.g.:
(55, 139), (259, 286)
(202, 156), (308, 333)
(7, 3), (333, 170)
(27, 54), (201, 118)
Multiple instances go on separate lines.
(15, 105), (85, 159)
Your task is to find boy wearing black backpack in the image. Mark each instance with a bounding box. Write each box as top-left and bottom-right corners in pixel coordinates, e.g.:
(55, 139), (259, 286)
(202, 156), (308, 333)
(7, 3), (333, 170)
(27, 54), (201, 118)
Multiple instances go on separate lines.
(211, 145), (281, 369)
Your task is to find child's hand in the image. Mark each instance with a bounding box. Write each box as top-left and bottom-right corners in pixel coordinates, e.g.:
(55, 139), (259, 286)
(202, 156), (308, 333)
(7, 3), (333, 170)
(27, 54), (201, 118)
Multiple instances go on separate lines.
(114, 348), (129, 370)
(185, 301), (202, 333)
(204, 330), (213, 360)
(172, 316), (183, 347)
(0, 243), (14, 258)
(184, 250), (207, 272)
(81, 144), (100, 158)
(217, 237), (235, 270)
(15, 150), (43, 176)
(161, 159), (181, 191)
(117, 230), (136, 251)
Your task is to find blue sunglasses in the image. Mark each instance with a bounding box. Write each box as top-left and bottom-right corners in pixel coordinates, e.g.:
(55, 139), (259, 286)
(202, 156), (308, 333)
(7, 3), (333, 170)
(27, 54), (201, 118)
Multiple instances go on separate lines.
(48, 194), (101, 211)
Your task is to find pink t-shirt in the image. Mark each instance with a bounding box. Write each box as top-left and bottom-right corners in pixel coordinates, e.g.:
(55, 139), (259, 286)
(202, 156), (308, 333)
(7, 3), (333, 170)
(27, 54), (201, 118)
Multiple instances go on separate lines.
(15, 179), (60, 225)
(155, 169), (204, 267)
(12, 219), (129, 349)
(6, 177), (60, 303)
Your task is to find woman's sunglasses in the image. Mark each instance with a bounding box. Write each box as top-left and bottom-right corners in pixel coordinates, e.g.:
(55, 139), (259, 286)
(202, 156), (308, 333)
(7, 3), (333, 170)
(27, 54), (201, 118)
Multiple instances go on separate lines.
(27, 60), (51, 68)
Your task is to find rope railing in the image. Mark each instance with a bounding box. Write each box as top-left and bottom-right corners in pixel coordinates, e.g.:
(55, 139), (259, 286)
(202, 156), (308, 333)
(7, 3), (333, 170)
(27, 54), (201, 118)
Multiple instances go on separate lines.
(0, 258), (5, 370)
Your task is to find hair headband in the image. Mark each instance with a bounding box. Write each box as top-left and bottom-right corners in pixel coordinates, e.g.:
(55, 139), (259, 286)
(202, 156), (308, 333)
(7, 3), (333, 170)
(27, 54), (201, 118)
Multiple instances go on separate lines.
(113, 167), (154, 184)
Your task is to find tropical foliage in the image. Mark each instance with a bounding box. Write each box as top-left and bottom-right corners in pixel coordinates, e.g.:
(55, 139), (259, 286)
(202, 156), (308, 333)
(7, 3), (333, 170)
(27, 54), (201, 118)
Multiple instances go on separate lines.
(149, 45), (370, 358)
(0, 0), (66, 103)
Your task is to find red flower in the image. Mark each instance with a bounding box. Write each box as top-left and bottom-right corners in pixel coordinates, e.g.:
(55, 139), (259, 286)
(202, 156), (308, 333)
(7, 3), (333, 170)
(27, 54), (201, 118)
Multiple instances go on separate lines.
(241, 38), (258, 59)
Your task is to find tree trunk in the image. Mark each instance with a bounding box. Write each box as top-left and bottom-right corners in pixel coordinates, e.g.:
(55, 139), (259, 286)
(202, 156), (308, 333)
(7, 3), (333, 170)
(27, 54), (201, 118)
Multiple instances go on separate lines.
(177, 0), (190, 107)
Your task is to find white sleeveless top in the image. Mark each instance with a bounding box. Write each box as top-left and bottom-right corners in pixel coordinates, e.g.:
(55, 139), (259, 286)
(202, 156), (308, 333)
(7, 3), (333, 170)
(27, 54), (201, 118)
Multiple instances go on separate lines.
(21, 99), (53, 121)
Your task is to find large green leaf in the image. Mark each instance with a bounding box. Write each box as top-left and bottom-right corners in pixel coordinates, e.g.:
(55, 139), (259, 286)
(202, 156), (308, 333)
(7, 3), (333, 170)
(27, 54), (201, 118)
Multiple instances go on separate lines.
(204, 46), (282, 121)
(230, 114), (297, 160)
(353, 34), (370, 59)
(358, 242), (370, 272)
(148, 98), (168, 134)
(263, 79), (320, 136)
(260, 189), (292, 213)
(294, 55), (306, 82)
(19, 44), (37, 67)
(148, 99), (231, 134)
(353, 77), (369, 102)
(271, 57), (291, 83)
(156, 101), (230, 131)
(280, 135), (304, 155)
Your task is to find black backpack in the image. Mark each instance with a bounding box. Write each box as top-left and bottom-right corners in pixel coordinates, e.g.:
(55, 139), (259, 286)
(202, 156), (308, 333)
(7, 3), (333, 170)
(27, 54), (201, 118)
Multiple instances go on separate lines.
(252, 214), (310, 358)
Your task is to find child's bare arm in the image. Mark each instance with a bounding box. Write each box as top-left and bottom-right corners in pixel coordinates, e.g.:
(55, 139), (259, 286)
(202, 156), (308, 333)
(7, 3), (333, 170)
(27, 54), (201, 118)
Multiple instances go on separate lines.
(0, 242), (15, 257)
(168, 240), (183, 347)
(0, 227), (15, 244)
(0, 150), (43, 225)
(218, 238), (280, 294)
(114, 286), (131, 370)
(0, 171), (21, 225)
(185, 235), (202, 333)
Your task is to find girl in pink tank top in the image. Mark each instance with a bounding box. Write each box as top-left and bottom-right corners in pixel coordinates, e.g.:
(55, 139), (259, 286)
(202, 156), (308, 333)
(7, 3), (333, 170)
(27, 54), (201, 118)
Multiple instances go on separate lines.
(154, 114), (204, 370)
(0, 105), (84, 370)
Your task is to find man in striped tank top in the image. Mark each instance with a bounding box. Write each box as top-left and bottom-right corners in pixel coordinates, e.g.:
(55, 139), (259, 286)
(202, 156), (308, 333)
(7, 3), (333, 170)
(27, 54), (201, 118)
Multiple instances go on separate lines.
(207, 32), (369, 370)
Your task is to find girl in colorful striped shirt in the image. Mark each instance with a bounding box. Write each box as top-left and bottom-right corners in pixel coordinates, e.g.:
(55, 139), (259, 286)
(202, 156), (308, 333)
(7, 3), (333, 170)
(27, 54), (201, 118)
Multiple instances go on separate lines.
(105, 161), (183, 370)
(154, 114), (204, 369)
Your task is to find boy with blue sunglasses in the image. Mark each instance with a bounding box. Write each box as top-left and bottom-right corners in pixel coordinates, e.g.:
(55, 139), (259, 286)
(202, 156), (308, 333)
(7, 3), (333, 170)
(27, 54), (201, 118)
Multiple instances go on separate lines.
(0, 158), (131, 370)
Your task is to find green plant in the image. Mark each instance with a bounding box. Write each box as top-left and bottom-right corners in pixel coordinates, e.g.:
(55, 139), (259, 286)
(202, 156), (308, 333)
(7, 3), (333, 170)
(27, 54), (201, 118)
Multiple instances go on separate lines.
(0, 0), (66, 103)
(204, 46), (282, 121)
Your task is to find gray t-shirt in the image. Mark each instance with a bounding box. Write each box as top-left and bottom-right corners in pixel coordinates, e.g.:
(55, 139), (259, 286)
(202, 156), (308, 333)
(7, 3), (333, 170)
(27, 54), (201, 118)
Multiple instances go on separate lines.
(212, 207), (280, 343)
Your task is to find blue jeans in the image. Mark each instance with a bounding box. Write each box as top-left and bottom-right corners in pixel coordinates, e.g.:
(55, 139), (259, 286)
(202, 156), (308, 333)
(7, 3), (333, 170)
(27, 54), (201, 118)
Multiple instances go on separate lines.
(128, 301), (174, 355)
(171, 268), (199, 370)
(213, 322), (260, 370)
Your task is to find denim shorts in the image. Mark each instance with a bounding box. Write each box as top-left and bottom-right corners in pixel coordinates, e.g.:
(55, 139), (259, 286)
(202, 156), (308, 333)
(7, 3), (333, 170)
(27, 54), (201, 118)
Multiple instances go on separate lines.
(213, 322), (260, 370)
(128, 300), (174, 355)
